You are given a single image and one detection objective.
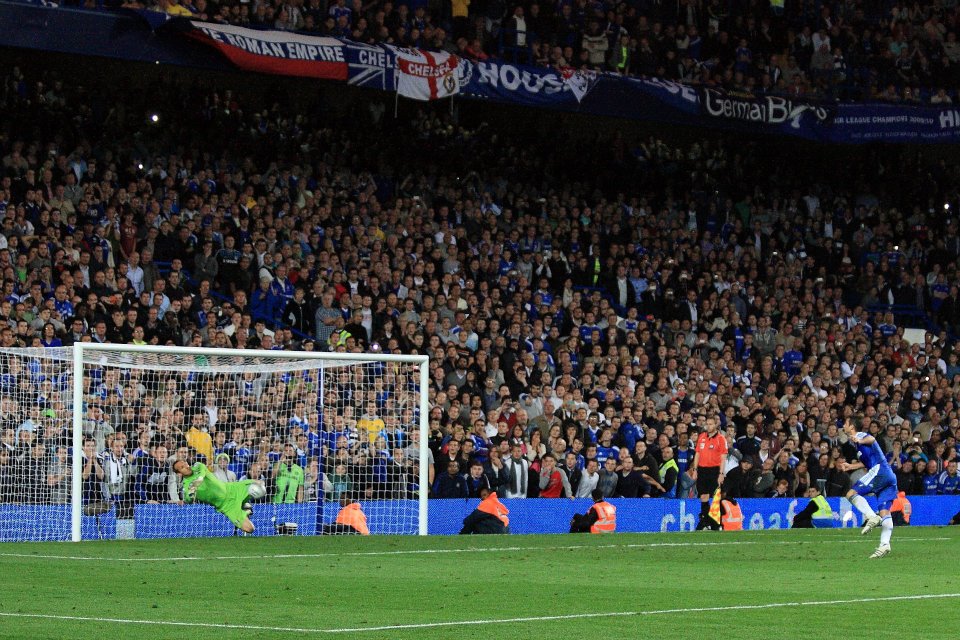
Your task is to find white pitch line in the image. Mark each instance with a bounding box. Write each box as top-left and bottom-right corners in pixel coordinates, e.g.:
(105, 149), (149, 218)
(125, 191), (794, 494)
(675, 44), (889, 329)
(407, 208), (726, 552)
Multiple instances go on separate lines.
(0, 612), (325, 634)
(0, 592), (957, 635)
(0, 535), (949, 562)
(319, 593), (960, 633)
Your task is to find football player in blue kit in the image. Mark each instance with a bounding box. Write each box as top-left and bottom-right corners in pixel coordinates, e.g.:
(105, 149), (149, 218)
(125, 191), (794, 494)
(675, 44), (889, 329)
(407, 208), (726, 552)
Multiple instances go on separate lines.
(840, 419), (898, 558)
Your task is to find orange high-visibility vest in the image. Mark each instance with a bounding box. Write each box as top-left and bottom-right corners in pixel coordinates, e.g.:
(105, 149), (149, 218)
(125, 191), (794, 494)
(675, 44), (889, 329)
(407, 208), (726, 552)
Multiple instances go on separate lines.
(890, 492), (912, 524)
(590, 501), (617, 533)
(336, 502), (370, 535)
(477, 491), (510, 527)
(721, 499), (743, 530)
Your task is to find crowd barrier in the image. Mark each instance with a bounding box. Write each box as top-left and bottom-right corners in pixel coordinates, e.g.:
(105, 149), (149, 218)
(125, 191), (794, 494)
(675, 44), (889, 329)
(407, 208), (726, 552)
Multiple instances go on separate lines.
(428, 495), (960, 534)
(1, 496), (957, 541)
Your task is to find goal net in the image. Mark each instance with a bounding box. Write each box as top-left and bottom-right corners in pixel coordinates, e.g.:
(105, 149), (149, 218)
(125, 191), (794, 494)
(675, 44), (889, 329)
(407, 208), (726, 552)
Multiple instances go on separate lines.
(0, 344), (429, 541)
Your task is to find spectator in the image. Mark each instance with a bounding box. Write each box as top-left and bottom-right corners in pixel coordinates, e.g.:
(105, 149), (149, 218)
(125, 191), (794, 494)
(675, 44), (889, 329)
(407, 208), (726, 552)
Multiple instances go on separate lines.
(46, 445), (71, 505)
(537, 453), (572, 498)
(272, 444), (304, 503)
(597, 456), (619, 498)
(465, 459), (492, 497)
(723, 456), (758, 499)
(576, 458), (600, 498)
(753, 458), (775, 498)
(139, 445), (176, 503)
(434, 460), (468, 498)
(102, 435), (136, 517)
(615, 455), (649, 498)
(82, 405), (113, 454)
(484, 447), (510, 496)
(502, 443), (530, 499)
(213, 453), (237, 483)
(938, 460), (960, 495)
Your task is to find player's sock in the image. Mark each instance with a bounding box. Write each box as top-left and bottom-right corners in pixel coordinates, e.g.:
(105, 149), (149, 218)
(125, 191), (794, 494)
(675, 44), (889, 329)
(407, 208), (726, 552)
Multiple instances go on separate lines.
(879, 516), (893, 546)
(850, 495), (877, 519)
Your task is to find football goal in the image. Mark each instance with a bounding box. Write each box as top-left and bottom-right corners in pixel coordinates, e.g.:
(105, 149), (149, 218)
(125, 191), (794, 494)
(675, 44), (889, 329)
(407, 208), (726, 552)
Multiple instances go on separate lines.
(0, 344), (429, 541)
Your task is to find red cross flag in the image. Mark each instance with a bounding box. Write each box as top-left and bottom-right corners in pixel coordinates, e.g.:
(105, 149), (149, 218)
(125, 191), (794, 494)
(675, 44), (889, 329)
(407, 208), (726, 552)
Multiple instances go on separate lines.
(394, 47), (461, 101)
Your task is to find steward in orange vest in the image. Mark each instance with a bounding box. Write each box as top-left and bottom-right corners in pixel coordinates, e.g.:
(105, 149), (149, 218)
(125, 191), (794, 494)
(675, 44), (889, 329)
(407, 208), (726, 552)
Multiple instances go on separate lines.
(336, 499), (370, 535)
(890, 491), (912, 526)
(322, 496), (370, 535)
(720, 495), (744, 531)
(460, 488), (510, 534)
(570, 488), (617, 533)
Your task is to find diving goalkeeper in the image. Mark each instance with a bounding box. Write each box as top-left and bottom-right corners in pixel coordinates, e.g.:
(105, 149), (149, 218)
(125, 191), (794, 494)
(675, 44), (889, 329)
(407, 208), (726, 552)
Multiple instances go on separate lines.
(173, 460), (266, 534)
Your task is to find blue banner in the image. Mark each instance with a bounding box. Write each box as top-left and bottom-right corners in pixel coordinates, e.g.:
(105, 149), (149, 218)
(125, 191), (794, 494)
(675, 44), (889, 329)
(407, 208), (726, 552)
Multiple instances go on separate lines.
(428, 495), (960, 535)
(134, 500), (420, 537)
(0, 505), (115, 542)
(1, 3), (959, 144)
(0, 496), (956, 540)
(831, 103), (960, 143)
(345, 40), (397, 92)
(459, 60), (582, 107)
(135, 503), (319, 538)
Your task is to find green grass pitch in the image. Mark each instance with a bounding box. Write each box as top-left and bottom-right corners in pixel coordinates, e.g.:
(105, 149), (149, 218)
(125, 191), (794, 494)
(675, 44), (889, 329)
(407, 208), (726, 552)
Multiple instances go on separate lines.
(0, 527), (958, 639)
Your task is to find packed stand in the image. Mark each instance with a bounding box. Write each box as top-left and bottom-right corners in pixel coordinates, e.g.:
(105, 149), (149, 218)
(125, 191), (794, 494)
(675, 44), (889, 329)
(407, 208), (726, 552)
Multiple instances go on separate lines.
(20, 0), (960, 102)
(0, 61), (959, 515)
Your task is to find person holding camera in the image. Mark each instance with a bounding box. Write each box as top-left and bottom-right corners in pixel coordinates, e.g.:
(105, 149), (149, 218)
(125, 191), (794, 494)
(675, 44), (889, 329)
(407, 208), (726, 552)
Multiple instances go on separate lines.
(272, 443), (304, 504)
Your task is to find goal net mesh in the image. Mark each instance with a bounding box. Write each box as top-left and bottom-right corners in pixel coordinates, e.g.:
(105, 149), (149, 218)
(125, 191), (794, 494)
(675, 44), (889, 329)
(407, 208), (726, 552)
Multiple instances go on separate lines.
(0, 347), (425, 541)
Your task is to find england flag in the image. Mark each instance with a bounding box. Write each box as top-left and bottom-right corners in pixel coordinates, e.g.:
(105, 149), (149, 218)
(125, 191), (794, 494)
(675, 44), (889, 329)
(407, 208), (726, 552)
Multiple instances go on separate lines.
(394, 47), (461, 101)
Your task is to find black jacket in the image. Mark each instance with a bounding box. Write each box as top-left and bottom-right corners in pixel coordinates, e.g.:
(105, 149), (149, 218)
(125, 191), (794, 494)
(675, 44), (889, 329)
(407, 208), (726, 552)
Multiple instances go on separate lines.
(460, 509), (508, 534)
(435, 471), (468, 498)
(723, 465), (759, 499)
(283, 299), (312, 335)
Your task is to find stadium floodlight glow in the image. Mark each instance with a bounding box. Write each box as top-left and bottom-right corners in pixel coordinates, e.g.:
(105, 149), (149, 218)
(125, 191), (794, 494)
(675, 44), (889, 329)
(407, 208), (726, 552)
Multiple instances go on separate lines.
(0, 344), (430, 542)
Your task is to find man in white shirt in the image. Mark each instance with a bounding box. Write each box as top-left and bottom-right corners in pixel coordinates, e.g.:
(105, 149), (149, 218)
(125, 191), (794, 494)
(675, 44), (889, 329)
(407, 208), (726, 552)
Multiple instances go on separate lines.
(575, 459), (600, 498)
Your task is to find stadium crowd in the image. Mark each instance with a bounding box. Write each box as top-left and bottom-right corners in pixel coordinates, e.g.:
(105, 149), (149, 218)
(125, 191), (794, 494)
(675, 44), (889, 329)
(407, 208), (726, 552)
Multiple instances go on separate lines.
(0, 59), (959, 514)
(37, 0), (960, 102)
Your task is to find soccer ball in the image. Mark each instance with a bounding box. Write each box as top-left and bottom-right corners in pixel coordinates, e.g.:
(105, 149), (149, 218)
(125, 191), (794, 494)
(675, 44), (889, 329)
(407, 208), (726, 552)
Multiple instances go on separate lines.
(248, 481), (266, 500)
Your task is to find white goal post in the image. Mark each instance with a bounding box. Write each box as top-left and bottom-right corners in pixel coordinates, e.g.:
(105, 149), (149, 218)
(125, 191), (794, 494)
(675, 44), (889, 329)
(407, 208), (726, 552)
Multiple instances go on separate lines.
(0, 344), (429, 541)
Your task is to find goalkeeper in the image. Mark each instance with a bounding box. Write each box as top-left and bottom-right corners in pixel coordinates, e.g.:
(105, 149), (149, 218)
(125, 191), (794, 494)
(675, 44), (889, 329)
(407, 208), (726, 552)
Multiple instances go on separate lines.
(173, 460), (266, 534)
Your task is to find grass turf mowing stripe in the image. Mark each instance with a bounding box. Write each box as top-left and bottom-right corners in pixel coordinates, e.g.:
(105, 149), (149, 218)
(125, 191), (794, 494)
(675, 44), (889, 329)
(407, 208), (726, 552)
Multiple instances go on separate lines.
(0, 535), (948, 562)
(2, 593), (958, 634)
